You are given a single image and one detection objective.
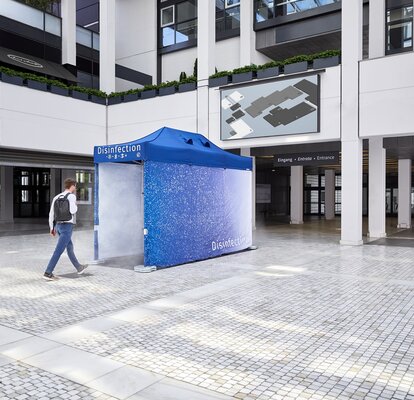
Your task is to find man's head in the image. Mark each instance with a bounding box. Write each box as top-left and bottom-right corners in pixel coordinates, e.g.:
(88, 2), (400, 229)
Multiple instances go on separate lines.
(64, 178), (77, 194)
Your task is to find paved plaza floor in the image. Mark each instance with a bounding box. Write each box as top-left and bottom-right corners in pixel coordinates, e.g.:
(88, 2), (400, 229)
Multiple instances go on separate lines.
(0, 223), (413, 399)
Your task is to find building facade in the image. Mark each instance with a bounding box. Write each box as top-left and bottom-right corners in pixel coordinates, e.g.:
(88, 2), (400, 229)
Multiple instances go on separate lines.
(0, 0), (414, 243)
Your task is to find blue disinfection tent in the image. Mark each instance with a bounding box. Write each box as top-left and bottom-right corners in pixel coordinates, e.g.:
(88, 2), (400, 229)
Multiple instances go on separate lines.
(93, 127), (253, 268)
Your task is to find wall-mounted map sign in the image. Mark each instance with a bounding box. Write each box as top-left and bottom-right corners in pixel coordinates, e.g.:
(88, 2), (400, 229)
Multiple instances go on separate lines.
(274, 151), (340, 167)
(221, 74), (320, 140)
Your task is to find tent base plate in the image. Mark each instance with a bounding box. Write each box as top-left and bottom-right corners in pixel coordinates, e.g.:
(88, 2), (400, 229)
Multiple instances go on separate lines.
(134, 265), (157, 273)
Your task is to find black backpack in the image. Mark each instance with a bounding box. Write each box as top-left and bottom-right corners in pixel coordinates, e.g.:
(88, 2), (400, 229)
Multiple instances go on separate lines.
(54, 193), (72, 222)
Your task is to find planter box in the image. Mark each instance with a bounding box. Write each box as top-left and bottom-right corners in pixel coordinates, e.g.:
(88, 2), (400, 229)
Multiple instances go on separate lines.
(141, 89), (157, 99)
(312, 55), (340, 69)
(232, 71), (254, 84)
(256, 66), (280, 80)
(91, 95), (107, 105)
(178, 82), (196, 93)
(1, 73), (24, 86)
(50, 85), (69, 96)
(159, 86), (176, 96)
(71, 90), (89, 101)
(123, 92), (140, 103)
(108, 96), (122, 105)
(209, 76), (230, 87)
(283, 61), (308, 75)
(27, 79), (47, 91)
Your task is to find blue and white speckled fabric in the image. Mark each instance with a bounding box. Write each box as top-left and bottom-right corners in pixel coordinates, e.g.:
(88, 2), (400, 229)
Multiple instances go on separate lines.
(144, 161), (252, 267)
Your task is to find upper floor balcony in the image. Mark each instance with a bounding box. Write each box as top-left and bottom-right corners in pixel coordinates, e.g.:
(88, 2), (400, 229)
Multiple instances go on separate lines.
(0, 0), (61, 36)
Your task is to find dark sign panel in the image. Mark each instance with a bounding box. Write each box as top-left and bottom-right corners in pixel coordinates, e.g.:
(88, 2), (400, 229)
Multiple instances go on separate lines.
(274, 151), (340, 167)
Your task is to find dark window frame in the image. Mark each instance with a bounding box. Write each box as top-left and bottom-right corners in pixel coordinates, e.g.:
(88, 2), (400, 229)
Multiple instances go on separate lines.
(385, 1), (413, 55)
(216, 1), (241, 38)
(158, 0), (241, 54)
(254, 0), (342, 30)
(159, 0), (198, 49)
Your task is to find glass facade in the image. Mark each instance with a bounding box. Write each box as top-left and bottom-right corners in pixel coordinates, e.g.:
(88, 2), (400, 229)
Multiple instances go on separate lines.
(386, 2), (413, 54)
(304, 173), (342, 216)
(255, 0), (340, 23)
(13, 168), (50, 218)
(161, 1), (197, 47)
(160, 0), (240, 49)
(75, 171), (93, 204)
(216, 0), (240, 34)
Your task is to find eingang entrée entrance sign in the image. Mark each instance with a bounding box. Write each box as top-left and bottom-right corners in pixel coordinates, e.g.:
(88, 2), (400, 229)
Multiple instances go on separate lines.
(274, 151), (340, 167)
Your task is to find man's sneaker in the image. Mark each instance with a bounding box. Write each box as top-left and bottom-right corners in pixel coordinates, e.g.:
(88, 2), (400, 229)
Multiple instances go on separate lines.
(77, 264), (88, 275)
(43, 272), (58, 281)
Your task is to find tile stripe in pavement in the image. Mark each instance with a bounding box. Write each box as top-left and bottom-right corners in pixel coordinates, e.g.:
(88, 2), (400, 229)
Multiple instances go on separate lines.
(0, 273), (254, 399)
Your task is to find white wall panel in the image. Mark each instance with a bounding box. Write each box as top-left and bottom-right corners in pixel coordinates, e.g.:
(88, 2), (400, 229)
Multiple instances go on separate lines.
(360, 52), (414, 138)
(0, 82), (106, 155)
(216, 37), (241, 72)
(115, 0), (157, 88)
(161, 47), (198, 82)
(108, 91), (197, 144)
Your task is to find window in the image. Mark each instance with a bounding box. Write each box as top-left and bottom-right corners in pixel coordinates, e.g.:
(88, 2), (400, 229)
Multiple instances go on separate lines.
(303, 173), (342, 216)
(255, 0), (340, 22)
(21, 171), (29, 186)
(216, 0), (240, 34)
(226, 0), (240, 7)
(160, 1), (197, 47)
(75, 171), (93, 205)
(255, 0), (274, 22)
(161, 6), (174, 26)
(386, 4), (413, 54)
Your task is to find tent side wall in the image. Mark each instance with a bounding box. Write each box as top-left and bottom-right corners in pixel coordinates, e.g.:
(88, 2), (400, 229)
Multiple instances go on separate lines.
(95, 162), (144, 262)
(144, 161), (252, 267)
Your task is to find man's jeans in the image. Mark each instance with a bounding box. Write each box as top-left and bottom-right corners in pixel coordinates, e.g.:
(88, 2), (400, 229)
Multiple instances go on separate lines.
(45, 223), (81, 274)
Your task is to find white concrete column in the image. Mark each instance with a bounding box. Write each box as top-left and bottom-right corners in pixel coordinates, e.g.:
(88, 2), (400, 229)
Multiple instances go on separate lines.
(340, 0), (363, 245)
(290, 166), (303, 225)
(241, 148), (256, 230)
(368, 137), (386, 238)
(99, 0), (116, 93)
(325, 169), (335, 220)
(197, 0), (215, 82)
(369, 0), (386, 58)
(398, 159), (412, 228)
(240, 0), (254, 65)
(196, 0), (215, 137)
(0, 166), (13, 223)
(341, 141), (363, 245)
(61, 0), (76, 66)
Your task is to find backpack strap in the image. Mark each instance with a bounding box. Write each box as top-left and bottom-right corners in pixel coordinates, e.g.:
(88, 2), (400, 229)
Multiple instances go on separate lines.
(57, 193), (70, 200)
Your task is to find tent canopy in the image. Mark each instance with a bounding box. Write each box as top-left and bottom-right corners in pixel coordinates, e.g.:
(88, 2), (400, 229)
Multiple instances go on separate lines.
(94, 127), (252, 171)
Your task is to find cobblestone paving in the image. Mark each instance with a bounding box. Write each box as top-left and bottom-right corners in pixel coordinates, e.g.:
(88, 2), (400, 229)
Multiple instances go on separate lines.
(0, 230), (258, 334)
(73, 273), (414, 400)
(0, 362), (117, 400)
(1, 225), (414, 399)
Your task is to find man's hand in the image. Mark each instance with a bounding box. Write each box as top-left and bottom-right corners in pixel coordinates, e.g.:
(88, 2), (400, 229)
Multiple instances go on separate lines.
(50, 229), (56, 237)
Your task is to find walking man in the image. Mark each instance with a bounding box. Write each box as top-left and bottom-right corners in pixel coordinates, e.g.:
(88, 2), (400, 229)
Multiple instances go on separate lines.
(43, 178), (88, 281)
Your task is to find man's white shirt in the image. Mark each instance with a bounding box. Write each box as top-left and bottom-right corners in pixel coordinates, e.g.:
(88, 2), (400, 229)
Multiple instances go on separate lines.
(49, 190), (77, 230)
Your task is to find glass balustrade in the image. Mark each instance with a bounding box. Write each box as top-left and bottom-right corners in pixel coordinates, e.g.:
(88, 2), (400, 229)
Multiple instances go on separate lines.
(77, 25), (100, 50)
(255, 0), (340, 22)
(0, 0), (61, 36)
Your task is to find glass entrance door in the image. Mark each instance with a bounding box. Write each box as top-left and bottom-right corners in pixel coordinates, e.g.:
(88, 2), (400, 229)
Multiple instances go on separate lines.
(13, 168), (50, 218)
